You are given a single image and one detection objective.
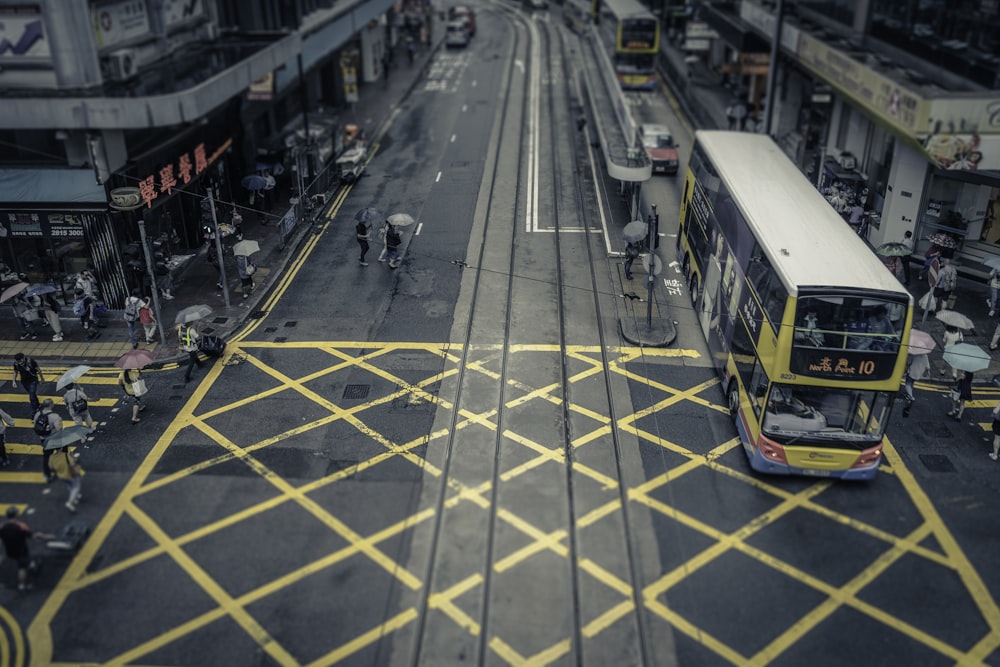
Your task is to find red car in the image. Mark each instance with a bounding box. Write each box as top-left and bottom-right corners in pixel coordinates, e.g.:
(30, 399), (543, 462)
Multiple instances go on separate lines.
(639, 124), (679, 175)
(448, 5), (476, 36)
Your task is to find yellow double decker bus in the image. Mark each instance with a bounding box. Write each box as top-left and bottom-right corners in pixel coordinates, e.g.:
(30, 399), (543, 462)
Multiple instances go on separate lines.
(677, 131), (912, 480)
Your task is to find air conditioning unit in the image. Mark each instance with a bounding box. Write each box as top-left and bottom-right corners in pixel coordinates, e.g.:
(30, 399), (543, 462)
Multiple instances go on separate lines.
(105, 48), (138, 81)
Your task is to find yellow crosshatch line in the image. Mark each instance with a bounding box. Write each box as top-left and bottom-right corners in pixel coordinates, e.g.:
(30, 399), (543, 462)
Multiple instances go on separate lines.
(21, 341), (1000, 667)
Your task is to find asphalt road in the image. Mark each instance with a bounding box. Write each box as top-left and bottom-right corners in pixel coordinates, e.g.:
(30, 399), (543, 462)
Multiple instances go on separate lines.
(2, 4), (999, 667)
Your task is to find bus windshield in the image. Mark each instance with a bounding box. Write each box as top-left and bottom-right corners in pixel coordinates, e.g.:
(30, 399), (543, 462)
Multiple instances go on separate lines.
(763, 384), (891, 446)
(793, 295), (905, 352)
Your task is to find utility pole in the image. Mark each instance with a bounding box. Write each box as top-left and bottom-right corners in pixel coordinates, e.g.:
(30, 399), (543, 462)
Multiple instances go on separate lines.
(208, 188), (231, 308)
(137, 215), (167, 345)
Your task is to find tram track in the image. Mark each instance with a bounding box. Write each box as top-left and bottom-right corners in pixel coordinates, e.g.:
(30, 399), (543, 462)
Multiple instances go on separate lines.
(404, 7), (661, 664)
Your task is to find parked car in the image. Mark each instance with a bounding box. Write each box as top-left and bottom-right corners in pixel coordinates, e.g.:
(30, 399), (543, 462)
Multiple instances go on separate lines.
(639, 124), (679, 175)
(445, 21), (470, 48)
(448, 5), (476, 36)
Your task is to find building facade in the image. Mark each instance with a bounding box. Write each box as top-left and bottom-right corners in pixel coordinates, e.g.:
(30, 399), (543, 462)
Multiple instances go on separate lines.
(0, 0), (408, 306)
(696, 0), (1000, 275)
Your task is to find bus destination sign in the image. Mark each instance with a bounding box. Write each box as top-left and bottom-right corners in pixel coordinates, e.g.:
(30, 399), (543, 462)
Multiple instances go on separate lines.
(791, 349), (895, 381)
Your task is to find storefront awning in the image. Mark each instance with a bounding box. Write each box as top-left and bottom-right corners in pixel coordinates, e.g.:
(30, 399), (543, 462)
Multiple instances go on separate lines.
(0, 169), (107, 205)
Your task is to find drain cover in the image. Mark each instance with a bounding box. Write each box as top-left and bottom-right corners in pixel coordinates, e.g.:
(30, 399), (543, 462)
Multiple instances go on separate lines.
(284, 321), (297, 328)
(343, 384), (370, 399)
(919, 454), (956, 472)
(264, 327), (277, 333)
(273, 337), (287, 343)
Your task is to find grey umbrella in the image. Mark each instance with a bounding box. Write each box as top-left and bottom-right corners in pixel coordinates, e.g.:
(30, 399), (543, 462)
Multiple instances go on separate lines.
(174, 304), (213, 325)
(24, 283), (58, 297)
(355, 207), (382, 223)
(56, 365), (91, 391)
(0, 282), (28, 304)
(622, 220), (648, 244)
(43, 425), (91, 451)
(387, 213), (415, 227)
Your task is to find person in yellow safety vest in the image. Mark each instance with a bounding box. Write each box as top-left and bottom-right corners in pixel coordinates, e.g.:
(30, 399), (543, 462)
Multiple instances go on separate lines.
(177, 323), (203, 384)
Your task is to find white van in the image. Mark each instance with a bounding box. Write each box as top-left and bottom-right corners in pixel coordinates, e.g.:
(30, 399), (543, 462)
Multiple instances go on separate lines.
(445, 21), (470, 48)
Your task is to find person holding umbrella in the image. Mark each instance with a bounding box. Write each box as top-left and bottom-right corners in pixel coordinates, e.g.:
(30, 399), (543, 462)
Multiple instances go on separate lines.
(33, 398), (61, 483)
(62, 383), (95, 432)
(941, 324), (964, 377)
(48, 442), (83, 513)
(623, 241), (640, 281)
(12, 293), (38, 340)
(119, 368), (147, 424)
(948, 370), (974, 422)
(0, 405), (14, 467)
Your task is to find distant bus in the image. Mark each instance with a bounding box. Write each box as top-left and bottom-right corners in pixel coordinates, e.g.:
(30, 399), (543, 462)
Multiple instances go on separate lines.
(677, 131), (912, 480)
(595, 0), (659, 90)
(563, 0), (592, 35)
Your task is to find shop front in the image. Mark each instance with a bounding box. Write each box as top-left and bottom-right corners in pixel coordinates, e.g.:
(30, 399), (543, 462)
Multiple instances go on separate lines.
(913, 167), (1000, 272)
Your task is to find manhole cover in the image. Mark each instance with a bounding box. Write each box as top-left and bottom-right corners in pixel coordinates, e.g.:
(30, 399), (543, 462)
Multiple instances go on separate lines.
(264, 327), (277, 333)
(284, 321), (297, 328)
(343, 384), (370, 399)
(917, 422), (952, 438)
(919, 454), (956, 472)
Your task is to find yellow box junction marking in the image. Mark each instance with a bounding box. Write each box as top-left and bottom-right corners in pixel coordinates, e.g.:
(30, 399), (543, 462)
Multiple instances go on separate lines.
(21, 342), (1000, 667)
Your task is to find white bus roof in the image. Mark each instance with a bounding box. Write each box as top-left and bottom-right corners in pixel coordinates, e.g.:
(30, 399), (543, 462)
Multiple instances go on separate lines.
(695, 131), (909, 300)
(600, 0), (656, 21)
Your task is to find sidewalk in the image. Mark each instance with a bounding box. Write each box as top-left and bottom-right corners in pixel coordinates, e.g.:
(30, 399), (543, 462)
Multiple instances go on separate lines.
(0, 39), (440, 369)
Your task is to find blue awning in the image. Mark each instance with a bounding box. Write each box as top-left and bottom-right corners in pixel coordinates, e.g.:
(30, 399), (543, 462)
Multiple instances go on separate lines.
(0, 168), (107, 205)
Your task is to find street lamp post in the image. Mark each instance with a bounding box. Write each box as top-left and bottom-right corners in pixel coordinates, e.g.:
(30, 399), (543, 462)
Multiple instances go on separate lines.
(207, 188), (232, 308)
(109, 187), (167, 344)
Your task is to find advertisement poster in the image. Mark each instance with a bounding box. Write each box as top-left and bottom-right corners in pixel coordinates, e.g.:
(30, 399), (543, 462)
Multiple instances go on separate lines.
(92, 0), (150, 50)
(3, 211), (86, 238)
(0, 5), (49, 60)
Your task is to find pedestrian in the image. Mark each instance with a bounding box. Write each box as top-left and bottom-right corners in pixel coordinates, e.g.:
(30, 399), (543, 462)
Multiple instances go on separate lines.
(74, 268), (98, 299)
(386, 225), (402, 269)
(900, 230), (914, 285)
(177, 323), (204, 384)
(623, 241), (639, 280)
(934, 257), (958, 311)
(1, 506), (53, 592)
(988, 266), (1000, 317)
(119, 368), (147, 423)
(207, 243), (225, 289)
(40, 293), (63, 341)
(901, 353), (929, 418)
(990, 400), (1000, 461)
(377, 220), (391, 262)
(123, 288), (142, 349)
(406, 36), (416, 64)
(74, 288), (101, 341)
(941, 325), (964, 377)
(33, 398), (60, 482)
(11, 294), (38, 340)
(0, 406), (14, 466)
(235, 254), (255, 299)
(49, 445), (82, 513)
(356, 221), (371, 266)
(947, 370), (974, 421)
(12, 352), (44, 416)
(63, 382), (95, 432)
(848, 202), (865, 233)
(138, 297), (156, 344)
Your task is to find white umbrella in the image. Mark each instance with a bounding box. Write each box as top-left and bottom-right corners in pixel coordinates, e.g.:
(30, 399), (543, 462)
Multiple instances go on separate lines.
(174, 304), (213, 325)
(622, 220), (648, 243)
(934, 310), (974, 330)
(56, 365), (91, 391)
(231, 240), (260, 256)
(387, 213), (415, 227)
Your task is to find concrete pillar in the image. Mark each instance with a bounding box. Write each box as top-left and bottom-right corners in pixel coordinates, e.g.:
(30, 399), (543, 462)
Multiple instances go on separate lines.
(875, 141), (927, 247)
(44, 0), (101, 89)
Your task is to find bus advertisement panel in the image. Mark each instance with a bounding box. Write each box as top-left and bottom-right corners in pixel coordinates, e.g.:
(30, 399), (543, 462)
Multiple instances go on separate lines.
(677, 131), (912, 480)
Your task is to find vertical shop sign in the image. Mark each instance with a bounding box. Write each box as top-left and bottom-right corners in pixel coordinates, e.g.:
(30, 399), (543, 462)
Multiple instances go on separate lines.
(341, 48), (360, 103)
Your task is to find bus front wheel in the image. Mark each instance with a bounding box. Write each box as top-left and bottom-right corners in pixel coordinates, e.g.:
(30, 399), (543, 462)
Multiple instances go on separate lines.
(727, 383), (740, 419)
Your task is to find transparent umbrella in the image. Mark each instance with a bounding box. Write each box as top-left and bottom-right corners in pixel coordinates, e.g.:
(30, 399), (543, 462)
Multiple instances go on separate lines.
(907, 329), (936, 356)
(935, 310), (974, 330)
(56, 365), (91, 391)
(0, 282), (28, 303)
(387, 213), (415, 227)
(43, 425), (91, 451)
(174, 304), (213, 325)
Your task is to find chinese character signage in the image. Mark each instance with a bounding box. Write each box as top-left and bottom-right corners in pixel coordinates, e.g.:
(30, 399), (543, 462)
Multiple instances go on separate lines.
(135, 138), (231, 208)
(3, 212), (85, 239)
(92, 0), (151, 50)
